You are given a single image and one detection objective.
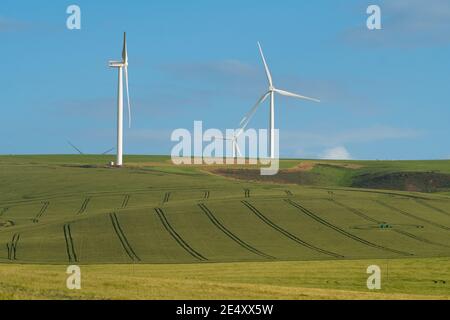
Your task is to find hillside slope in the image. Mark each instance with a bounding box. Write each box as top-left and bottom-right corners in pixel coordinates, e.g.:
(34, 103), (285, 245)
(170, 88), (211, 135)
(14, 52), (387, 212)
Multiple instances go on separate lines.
(0, 156), (449, 265)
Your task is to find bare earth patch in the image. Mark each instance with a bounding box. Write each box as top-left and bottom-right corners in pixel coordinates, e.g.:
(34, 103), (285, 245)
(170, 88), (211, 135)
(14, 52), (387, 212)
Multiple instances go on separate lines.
(352, 171), (450, 193)
(210, 168), (321, 185)
(286, 161), (363, 173)
(287, 162), (316, 172)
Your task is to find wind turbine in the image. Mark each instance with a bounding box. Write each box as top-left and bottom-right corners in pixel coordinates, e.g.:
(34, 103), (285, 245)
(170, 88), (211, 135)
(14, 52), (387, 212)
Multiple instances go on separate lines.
(219, 125), (245, 158)
(101, 147), (116, 155)
(67, 141), (84, 155)
(224, 132), (242, 158)
(219, 110), (256, 158)
(109, 32), (131, 167)
(240, 42), (320, 159)
(66, 141), (115, 155)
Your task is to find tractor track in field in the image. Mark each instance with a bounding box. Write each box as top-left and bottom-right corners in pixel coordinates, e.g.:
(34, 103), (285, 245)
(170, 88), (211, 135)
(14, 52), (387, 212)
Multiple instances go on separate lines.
(314, 186), (433, 200)
(121, 195), (131, 209)
(32, 201), (49, 223)
(77, 197), (91, 215)
(330, 199), (449, 249)
(285, 190), (293, 197)
(0, 186), (224, 208)
(391, 229), (450, 248)
(109, 212), (140, 262)
(203, 191), (210, 200)
(244, 189), (251, 198)
(0, 207), (9, 217)
(63, 223), (78, 262)
(241, 200), (343, 258)
(6, 233), (20, 260)
(163, 192), (171, 204)
(375, 200), (450, 231)
(414, 199), (450, 217)
(154, 207), (207, 261)
(329, 199), (382, 224)
(198, 203), (275, 260)
(3, 181), (438, 209)
(284, 199), (413, 256)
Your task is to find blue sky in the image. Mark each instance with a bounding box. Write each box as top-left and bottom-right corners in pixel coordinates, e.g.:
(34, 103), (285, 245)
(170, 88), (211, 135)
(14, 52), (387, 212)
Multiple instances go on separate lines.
(1, 0), (450, 159)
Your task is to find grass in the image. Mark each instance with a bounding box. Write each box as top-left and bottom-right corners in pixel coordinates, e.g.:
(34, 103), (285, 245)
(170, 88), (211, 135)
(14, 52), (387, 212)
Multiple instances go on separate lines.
(0, 258), (448, 300)
(0, 155), (449, 299)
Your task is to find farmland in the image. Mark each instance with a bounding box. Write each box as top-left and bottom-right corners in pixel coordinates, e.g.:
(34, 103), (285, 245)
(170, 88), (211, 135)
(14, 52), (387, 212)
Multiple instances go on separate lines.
(0, 155), (449, 299)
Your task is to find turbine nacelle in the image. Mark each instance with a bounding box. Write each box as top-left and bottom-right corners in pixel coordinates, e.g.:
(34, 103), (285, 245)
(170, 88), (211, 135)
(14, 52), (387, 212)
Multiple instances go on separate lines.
(217, 124), (247, 158)
(109, 61), (125, 68)
(219, 134), (243, 158)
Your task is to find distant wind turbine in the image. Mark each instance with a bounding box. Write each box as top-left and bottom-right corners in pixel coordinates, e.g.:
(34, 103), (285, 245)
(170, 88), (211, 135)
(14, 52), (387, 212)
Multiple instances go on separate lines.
(223, 130), (243, 158)
(66, 141), (114, 155)
(218, 127), (244, 158)
(101, 147), (115, 155)
(109, 32), (131, 166)
(240, 42), (320, 159)
(67, 141), (84, 155)
(218, 116), (254, 158)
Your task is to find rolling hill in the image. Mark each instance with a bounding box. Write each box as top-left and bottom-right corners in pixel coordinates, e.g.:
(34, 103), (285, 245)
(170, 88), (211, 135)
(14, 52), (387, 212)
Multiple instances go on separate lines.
(0, 155), (449, 299)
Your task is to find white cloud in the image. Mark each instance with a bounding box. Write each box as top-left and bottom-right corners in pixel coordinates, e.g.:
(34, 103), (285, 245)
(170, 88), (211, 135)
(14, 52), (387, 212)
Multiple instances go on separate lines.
(320, 146), (352, 160)
(280, 126), (423, 159)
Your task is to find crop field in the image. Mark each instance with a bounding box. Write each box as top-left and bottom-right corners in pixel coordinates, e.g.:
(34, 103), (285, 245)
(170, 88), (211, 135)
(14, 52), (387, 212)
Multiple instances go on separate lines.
(0, 155), (449, 299)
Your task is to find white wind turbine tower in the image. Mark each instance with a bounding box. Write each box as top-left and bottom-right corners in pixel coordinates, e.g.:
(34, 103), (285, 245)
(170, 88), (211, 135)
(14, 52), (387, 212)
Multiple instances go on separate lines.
(240, 42), (320, 159)
(109, 32), (131, 167)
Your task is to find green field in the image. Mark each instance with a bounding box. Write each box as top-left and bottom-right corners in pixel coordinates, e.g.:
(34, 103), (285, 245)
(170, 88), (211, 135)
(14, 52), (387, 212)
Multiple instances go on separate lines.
(1, 258), (448, 299)
(0, 155), (449, 299)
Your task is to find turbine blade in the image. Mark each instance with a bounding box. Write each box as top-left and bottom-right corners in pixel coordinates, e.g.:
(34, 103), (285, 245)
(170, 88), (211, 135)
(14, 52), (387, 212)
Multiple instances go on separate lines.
(215, 137), (233, 141)
(239, 91), (270, 127)
(102, 147), (115, 155)
(122, 32), (127, 63)
(67, 141), (84, 155)
(234, 127), (244, 138)
(257, 42), (273, 87)
(234, 118), (252, 138)
(235, 142), (242, 157)
(274, 88), (320, 103)
(124, 66), (131, 128)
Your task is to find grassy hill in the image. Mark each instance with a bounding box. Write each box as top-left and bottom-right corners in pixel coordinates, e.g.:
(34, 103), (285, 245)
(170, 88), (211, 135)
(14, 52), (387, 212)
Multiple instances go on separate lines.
(0, 155), (449, 299)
